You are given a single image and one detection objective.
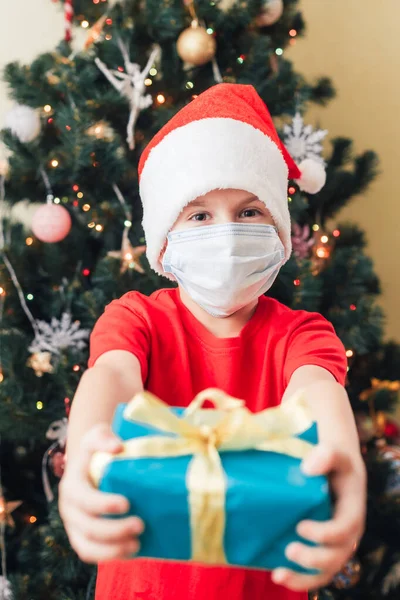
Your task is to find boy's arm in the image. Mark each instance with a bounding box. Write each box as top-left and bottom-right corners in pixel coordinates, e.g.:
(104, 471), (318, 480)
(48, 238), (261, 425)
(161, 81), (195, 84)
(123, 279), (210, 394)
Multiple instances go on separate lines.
(273, 365), (366, 591)
(66, 350), (144, 467)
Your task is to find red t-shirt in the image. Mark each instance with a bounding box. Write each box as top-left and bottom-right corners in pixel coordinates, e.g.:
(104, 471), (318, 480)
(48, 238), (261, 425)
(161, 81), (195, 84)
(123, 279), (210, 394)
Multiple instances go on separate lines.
(89, 288), (347, 600)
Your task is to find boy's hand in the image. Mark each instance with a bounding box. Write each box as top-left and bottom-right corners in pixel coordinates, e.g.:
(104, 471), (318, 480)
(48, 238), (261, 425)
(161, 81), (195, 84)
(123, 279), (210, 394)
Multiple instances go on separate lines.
(272, 444), (366, 591)
(59, 424), (144, 564)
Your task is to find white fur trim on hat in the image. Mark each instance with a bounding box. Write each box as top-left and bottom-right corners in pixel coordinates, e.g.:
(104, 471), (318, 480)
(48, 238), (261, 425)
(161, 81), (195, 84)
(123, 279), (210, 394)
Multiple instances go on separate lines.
(140, 118), (291, 278)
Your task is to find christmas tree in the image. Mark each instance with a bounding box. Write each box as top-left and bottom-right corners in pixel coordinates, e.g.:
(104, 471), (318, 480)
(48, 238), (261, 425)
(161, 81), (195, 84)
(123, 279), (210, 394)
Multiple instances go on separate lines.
(0, 0), (399, 598)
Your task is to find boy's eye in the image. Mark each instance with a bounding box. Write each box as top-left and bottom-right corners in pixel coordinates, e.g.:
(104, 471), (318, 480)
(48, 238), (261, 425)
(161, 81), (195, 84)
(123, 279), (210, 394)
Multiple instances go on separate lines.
(241, 208), (262, 218)
(190, 212), (209, 222)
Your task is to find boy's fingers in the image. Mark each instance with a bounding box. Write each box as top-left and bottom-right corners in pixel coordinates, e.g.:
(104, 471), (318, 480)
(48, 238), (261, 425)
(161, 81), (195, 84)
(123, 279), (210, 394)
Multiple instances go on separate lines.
(71, 532), (140, 564)
(285, 542), (351, 573)
(61, 478), (130, 516)
(271, 568), (335, 591)
(73, 512), (144, 544)
(297, 507), (362, 546)
(301, 445), (352, 477)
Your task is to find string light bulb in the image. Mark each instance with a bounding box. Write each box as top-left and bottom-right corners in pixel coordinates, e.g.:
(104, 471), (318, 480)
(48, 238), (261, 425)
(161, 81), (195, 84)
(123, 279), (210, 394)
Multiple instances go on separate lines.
(346, 349), (354, 358)
(333, 229), (341, 238)
(149, 68), (157, 76)
(316, 247), (330, 259)
(0, 287), (5, 296)
(73, 365), (80, 372)
(26, 237), (33, 246)
(0, 371), (4, 383)
(36, 401), (43, 410)
(29, 516), (37, 523)
(321, 235), (329, 244)
(82, 204), (90, 212)
(293, 279), (301, 286)
(81, 20), (89, 28)
(289, 29), (297, 37)
(50, 159), (59, 168)
(44, 105), (52, 113)
(95, 224), (103, 232)
(275, 48), (283, 56)
(144, 79), (152, 86)
(157, 94), (166, 104)
(77, 192), (83, 199)
(350, 304), (357, 311)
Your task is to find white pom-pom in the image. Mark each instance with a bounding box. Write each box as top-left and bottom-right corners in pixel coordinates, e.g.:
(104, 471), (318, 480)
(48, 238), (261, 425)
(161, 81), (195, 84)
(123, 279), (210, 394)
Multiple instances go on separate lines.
(296, 158), (326, 194)
(5, 104), (41, 143)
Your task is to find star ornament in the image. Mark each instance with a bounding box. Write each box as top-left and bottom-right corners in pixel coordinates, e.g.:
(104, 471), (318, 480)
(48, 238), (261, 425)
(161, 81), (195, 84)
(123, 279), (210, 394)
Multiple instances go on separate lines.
(0, 495), (22, 528)
(27, 351), (54, 377)
(108, 241), (146, 274)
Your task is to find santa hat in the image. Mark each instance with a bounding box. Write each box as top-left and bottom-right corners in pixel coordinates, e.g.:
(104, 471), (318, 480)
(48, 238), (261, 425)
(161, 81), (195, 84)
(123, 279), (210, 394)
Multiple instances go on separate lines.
(138, 83), (325, 277)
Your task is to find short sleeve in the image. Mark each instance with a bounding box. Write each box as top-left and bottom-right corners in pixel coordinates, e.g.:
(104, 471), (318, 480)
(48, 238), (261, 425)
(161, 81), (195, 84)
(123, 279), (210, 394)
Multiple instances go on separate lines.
(283, 313), (347, 388)
(88, 298), (150, 383)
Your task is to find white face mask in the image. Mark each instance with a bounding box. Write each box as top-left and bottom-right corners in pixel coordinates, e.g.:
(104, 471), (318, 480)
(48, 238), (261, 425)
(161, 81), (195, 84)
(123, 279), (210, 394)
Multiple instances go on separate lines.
(162, 222), (285, 318)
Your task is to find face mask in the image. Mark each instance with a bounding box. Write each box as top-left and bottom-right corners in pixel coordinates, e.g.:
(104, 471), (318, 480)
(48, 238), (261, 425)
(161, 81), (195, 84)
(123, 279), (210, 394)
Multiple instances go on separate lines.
(162, 222), (285, 318)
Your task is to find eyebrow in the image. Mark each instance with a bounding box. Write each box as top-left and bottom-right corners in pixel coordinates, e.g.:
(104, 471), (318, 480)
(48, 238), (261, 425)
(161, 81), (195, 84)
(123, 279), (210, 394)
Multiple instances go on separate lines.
(186, 195), (260, 210)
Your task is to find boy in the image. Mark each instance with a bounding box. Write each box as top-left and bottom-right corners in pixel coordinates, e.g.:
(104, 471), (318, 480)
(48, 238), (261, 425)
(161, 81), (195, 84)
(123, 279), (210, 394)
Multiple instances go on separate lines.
(59, 84), (366, 600)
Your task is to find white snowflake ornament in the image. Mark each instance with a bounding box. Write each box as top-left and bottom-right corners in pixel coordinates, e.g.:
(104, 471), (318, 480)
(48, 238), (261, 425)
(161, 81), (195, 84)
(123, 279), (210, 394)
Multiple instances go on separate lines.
(283, 112), (328, 164)
(28, 312), (89, 355)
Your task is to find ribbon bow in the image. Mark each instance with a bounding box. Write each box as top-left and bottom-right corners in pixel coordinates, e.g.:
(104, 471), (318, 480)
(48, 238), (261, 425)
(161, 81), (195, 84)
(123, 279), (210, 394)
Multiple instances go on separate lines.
(90, 388), (314, 564)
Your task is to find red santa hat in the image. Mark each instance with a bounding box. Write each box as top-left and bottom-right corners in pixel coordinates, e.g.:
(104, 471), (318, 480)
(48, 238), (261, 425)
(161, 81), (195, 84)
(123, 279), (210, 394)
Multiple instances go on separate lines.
(138, 83), (325, 277)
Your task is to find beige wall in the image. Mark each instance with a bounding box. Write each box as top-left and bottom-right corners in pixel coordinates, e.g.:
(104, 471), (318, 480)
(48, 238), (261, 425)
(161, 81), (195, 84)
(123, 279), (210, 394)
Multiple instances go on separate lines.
(291, 0), (400, 341)
(1, 1), (399, 339)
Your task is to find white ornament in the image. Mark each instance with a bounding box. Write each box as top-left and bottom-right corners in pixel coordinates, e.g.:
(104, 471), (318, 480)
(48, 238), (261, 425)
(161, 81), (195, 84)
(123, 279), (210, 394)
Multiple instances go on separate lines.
(4, 104), (41, 143)
(296, 158), (326, 194)
(28, 312), (90, 355)
(0, 576), (13, 600)
(46, 417), (68, 446)
(256, 0), (284, 27)
(0, 199), (43, 232)
(283, 112), (328, 165)
(95, 40), (160, 150)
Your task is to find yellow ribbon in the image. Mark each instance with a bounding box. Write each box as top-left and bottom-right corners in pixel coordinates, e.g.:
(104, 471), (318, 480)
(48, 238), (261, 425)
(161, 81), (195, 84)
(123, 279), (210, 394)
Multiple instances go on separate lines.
(90, 388), (314, 564)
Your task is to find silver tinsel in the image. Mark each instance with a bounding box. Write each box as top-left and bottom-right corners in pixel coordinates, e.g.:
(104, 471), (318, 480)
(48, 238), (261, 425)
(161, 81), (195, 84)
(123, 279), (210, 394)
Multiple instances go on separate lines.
(0, 576), (13, 600)
(28, 312), (89, 355)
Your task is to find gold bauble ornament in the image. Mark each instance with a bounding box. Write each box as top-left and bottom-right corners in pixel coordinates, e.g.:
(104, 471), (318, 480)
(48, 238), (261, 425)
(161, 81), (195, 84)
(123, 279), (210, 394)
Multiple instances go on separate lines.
(0, 157), (9, 177)
(177, 21), (216, 67)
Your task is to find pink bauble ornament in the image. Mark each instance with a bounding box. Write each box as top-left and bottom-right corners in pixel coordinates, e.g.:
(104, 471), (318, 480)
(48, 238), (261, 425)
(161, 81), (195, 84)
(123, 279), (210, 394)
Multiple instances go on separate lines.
(32, 204), (72, 242)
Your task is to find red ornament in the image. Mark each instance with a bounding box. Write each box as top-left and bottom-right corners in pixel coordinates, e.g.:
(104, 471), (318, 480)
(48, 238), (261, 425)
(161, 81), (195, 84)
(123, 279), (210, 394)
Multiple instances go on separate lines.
(384, 420), (400, 440)
(32, 204), (72, 243)
(51, 451), (65, 478)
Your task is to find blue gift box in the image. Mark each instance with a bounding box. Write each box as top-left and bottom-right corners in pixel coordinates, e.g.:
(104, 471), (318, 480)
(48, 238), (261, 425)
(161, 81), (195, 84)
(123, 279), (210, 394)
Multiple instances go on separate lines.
(95, 396), (331, 573)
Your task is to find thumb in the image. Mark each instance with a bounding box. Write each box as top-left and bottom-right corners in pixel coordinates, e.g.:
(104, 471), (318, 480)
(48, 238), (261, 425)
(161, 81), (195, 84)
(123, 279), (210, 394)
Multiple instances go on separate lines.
(301, 444), (351, 476)
(78, 423), (123, 479)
